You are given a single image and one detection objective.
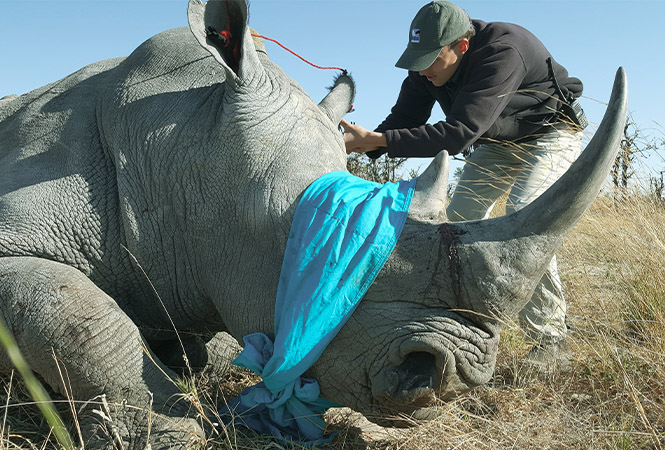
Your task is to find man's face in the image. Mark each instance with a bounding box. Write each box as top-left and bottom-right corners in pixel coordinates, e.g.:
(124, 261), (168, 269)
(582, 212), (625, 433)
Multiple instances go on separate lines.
(418, 39), (468, 87)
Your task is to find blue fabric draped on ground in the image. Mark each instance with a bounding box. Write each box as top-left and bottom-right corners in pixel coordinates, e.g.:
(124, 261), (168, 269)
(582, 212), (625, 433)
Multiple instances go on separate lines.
(220, 170), (416, 445)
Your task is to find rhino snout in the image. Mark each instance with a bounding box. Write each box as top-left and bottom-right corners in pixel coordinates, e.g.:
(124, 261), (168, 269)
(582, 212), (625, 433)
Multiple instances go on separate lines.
(368, 328), (497, 422)
(379, 351), (440, 407)
(399, 352), (438, 393)
(371, 344), (457, 411)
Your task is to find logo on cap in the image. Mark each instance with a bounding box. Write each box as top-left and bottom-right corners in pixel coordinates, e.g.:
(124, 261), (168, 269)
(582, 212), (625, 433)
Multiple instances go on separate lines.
(410, 28), (420, 44)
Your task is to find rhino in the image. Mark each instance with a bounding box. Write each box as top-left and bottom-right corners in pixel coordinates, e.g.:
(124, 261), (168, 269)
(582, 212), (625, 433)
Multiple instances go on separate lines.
(0, 0), (627, 447)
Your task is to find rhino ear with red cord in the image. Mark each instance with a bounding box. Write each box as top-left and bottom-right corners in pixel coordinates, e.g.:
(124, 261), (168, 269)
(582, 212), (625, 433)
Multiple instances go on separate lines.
(188, 0), (260, 81)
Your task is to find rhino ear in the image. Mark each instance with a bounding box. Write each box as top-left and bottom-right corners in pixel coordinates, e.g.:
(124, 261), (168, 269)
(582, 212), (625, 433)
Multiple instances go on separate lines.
(409, 151), (450, 222)
(188, 0), (264, 85)
(318, 74), (356, 125)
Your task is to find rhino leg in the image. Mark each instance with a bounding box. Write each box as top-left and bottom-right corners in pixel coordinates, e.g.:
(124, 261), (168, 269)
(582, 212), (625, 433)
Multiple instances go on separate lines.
(151, 331), (241, 381)
(200, 332), (242, 380)
(0, 257), (204, 449)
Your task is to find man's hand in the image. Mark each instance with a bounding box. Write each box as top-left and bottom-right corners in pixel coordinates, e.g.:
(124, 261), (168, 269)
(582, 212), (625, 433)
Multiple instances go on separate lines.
(340, 119), (387, 155)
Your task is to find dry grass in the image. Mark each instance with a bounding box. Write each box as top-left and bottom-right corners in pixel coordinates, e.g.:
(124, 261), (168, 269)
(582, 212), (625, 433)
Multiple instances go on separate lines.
(1, 194), (664, 449)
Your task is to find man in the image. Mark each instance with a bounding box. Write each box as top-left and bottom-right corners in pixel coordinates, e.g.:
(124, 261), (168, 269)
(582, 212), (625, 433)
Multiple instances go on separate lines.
(342, 0), (587, 363)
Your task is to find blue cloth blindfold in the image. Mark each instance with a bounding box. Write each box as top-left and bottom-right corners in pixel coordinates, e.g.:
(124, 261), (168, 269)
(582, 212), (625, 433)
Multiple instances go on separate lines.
(221, 171), (416, 445)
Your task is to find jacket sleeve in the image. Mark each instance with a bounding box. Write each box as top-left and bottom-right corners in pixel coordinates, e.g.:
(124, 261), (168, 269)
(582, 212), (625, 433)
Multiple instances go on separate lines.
(384, 44), (528, 158)
(366, 76), (436, 160)
(375, 76), (436, 133)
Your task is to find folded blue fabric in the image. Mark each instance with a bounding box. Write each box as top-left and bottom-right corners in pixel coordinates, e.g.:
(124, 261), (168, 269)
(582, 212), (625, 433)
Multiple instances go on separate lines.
(221, 171), (416, 445)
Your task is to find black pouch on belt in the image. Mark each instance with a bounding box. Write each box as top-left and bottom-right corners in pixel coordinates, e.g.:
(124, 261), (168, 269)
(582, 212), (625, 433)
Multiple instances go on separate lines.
(547, 57), (589, 130)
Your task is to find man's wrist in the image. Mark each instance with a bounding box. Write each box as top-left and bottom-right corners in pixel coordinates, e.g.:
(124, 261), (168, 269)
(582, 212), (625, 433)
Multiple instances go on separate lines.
(367, 131), (387, 148)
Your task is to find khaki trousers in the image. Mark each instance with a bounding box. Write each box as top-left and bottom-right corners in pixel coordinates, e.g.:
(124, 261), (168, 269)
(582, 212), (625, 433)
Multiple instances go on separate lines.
(446, 124), (583, 344)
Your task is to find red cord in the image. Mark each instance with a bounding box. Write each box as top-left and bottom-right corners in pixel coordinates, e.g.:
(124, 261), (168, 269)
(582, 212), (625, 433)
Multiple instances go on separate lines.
(251, 33), (347, 75)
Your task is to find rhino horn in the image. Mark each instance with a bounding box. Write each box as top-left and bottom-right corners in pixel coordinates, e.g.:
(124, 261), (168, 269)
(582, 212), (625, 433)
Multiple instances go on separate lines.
(455, 67), (628, 323)
(318, 74), (356, 126)
(410, 150), (450, 222)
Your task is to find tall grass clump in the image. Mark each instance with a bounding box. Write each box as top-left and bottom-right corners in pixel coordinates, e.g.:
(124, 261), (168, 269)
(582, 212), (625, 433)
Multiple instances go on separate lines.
(610, 197), (665, 346)
(555, 193), (665, 449)
(570, 194), (665, 348)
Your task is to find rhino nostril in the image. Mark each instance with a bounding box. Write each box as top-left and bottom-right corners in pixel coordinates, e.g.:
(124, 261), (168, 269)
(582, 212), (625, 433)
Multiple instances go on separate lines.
(398, 352), (437, 391)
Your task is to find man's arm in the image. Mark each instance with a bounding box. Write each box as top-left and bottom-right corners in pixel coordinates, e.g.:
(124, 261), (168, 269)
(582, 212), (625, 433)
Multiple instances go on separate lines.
(383, 45), (528, 158)
(340, 74), (435, 158)
(375, 74), (437, 134)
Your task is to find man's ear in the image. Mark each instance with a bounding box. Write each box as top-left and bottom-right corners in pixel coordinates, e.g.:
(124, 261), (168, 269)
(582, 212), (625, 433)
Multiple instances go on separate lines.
(459, 38), (469, 53)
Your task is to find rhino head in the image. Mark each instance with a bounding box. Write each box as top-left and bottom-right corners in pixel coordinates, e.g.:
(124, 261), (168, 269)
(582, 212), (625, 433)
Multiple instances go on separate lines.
(186, 0), (627, 426)
(307, 68), (627, 421)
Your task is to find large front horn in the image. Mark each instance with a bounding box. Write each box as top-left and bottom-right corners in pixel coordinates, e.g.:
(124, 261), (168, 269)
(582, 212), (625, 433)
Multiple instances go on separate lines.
(455, 67), (628, 322)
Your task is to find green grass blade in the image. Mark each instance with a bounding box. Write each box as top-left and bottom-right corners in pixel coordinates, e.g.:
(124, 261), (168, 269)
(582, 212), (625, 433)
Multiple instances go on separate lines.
(0, 317), (75, 450)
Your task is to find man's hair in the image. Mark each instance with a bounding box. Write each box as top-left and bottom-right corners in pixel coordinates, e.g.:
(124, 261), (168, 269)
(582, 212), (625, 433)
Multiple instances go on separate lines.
(448, 26), (475, 48)
(460, 26), (476, 41)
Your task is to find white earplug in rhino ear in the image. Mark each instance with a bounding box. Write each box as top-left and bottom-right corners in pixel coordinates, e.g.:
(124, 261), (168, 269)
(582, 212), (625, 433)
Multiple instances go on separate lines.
(409, 150), (450, 223)
(187, 0), (263, 85)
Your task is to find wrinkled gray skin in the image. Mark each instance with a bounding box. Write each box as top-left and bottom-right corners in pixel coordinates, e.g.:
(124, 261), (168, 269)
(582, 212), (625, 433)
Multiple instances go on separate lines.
(0, 0), (627, 448)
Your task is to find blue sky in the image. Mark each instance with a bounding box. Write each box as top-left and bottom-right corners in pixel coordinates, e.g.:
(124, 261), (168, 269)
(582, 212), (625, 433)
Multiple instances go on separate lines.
(1, 0), (663, 179)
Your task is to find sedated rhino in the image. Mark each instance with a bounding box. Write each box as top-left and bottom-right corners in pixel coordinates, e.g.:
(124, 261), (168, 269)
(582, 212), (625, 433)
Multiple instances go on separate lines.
(0, 0), (627, 448)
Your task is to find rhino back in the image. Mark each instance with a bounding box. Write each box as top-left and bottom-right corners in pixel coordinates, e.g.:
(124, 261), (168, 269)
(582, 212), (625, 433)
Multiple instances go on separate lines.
(0, 57), (140, 299)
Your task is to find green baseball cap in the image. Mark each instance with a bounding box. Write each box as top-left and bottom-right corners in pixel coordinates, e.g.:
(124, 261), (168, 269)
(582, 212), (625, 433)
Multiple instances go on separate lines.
(396, 1), (472, 72)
